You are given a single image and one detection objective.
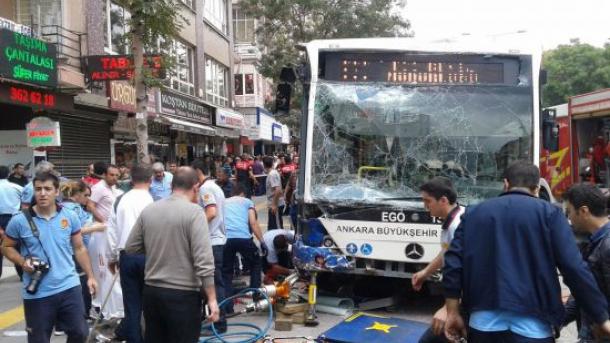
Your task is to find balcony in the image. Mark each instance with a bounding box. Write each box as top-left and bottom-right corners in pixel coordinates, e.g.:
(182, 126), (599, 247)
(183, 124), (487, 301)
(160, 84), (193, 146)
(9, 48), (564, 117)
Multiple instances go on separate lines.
(41, 25), (86, 89)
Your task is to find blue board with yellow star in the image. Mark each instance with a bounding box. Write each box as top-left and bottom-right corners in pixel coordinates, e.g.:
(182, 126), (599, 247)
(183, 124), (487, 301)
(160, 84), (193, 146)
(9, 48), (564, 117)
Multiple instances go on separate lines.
(317, 312), (428, 343)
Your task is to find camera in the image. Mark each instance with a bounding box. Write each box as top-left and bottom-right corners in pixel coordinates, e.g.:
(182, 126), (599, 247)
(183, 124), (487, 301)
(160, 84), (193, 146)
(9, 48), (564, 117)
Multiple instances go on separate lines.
(26, 257), (50, 294)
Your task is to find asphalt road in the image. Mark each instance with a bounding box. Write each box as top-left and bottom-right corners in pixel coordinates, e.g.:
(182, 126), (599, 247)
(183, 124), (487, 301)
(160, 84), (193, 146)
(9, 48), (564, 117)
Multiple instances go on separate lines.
(0, 196), (578, 342)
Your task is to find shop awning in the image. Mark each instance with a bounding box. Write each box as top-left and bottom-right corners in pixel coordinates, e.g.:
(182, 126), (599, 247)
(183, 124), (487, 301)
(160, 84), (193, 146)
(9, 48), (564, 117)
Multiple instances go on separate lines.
(159, 116), (216, 135)
(215, 127), (240, 138)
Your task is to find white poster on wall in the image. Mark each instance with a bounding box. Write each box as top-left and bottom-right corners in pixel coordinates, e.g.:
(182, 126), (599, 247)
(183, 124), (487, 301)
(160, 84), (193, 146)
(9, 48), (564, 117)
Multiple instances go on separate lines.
(0, 130), (33, 174)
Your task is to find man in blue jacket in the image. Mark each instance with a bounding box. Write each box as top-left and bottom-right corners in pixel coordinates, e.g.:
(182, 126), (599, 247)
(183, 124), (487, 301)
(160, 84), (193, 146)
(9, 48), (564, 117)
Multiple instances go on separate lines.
(443, 161), (610, 342)
(564, 183), (610, 342)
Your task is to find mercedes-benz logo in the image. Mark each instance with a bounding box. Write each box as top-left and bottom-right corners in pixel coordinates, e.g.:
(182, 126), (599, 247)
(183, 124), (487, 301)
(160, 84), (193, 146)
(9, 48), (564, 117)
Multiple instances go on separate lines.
(405, 243), (424, 260)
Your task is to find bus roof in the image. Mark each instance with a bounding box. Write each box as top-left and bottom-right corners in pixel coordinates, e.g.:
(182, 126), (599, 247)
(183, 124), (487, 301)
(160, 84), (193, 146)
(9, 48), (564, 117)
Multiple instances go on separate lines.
(304, 36), (542, 57)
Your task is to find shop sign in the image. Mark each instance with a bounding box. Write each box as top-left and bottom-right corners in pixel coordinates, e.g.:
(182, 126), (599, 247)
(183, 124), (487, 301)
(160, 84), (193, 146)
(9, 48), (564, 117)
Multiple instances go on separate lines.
(0, 130), (31, 171)
(0, 83), (73, 111)
(257, 113), (274, 141)
(109, 81), (136, 112)
(26, 117), (61, 148)
(215, 108), (244, 129)
(281, 124), (291, 144)
(159, 89), (212, 124)
(82, 55), (164, 81)
(0, 28), (57, 87)
(272, 123), (283, 142)
(0, 17), (33, 36)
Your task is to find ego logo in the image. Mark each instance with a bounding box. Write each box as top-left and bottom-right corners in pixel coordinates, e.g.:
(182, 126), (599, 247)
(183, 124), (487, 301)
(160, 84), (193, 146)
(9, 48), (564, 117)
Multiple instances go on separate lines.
(381, 211), (407, 222)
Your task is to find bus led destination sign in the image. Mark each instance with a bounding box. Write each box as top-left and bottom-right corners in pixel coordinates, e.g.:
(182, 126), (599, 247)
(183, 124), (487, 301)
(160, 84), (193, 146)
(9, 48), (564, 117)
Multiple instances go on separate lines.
(323, 53), (513, 85)
(0, 28), (57, 87)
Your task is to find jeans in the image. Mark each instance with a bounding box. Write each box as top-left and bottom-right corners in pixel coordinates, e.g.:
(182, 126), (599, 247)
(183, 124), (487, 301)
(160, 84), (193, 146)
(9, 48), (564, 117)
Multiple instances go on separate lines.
(212, 245), (227, 330)
(267, 205), (285, 230)
(117, 252), (146, 343)
(289, 204), (298, 229)
(142, 285), (202, 343)
(222, 238), (262, 313)
(468, 327), (555, 343)
(23, 286), (88, 343)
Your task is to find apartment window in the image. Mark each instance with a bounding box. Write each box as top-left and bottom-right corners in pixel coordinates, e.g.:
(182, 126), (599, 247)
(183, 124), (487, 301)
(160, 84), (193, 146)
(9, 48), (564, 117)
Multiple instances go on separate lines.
(204, 0), (227, 34)
(15, 0), (62, 29)
(205, 57), (228, 107)
(232, 8), (255, 43)
(103, 0), (130, 54)
(234, 74), (243, 95)
(180, 0), (194, 9)
(234, 74), (254, 96)
(164, 39), (195, 96)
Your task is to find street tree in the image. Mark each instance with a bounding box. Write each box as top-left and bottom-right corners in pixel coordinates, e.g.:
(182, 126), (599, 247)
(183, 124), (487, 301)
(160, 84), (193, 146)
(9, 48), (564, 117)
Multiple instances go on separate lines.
(543, 41), (610, 107)
(240, 0), (411, 130)
(114, 0), (186, 164)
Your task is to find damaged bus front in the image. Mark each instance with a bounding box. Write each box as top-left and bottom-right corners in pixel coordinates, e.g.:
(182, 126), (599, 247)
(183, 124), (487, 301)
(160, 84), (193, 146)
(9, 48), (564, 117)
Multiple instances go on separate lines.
(293, 38), (542, 279)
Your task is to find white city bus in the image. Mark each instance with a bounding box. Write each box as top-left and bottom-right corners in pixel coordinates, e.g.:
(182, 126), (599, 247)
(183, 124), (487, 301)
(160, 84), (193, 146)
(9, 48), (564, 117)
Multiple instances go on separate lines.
(292, 36), (554, 279)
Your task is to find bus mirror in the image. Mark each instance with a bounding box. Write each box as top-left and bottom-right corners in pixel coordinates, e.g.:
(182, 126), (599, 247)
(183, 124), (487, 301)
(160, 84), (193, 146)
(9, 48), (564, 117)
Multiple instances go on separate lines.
(540, 70), (548, 86)
(275, 83), (292, 114)
(542, 108), (558, 151)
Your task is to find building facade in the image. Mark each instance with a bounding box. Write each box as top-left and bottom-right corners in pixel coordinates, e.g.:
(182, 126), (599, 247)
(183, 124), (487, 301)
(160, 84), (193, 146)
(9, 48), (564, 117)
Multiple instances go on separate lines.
(231, 0), (288, 155)
(0, 0), (244, 179)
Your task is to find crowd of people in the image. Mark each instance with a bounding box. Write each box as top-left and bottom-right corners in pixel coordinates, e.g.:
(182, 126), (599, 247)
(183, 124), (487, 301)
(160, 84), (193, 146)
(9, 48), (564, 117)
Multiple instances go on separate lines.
(0, 152), (298, 343)
(7, 156), (610, 343)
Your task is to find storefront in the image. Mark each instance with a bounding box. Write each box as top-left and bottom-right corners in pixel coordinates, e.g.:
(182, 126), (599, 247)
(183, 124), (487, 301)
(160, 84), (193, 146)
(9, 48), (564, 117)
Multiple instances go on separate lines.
(214, 108), (245, 156)
(242, 107), (289, 156)
(109, 83), (172, 166)
(156, 88), (216, 164)
(0, 25), (118, 179)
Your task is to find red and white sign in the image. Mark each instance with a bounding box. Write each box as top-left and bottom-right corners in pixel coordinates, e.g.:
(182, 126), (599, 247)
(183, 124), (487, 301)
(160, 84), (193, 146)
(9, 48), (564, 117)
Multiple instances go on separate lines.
(215, 108), (244, 129)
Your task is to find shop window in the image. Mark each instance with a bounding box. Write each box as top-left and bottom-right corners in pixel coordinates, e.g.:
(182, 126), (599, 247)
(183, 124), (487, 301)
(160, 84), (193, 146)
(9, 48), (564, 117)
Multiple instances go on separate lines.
(232, 8), (255, 43)
(205, 57), (228, 107)
(204, 0), (228, 34)
(103, 0), (131, 54)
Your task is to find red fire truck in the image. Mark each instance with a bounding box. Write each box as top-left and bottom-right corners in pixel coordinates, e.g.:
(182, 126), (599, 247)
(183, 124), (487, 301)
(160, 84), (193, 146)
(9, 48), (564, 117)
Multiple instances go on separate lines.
(541, 88), (610, 198)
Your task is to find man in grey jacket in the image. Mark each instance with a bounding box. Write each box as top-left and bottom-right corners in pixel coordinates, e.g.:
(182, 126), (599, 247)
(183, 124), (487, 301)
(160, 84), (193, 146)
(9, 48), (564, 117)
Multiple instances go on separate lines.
(125, 167), (219, 343)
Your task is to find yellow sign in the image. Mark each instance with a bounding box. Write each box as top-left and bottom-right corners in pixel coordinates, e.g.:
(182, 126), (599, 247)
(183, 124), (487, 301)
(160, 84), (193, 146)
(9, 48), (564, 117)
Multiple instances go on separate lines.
(365, 321), (397, 334)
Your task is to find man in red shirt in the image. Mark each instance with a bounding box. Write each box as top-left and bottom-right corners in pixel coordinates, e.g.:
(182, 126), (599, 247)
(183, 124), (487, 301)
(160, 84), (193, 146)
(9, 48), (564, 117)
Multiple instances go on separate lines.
(82, 161), (105, 187)
(235, 154), (257, 198)
(279, 155), (296, 189)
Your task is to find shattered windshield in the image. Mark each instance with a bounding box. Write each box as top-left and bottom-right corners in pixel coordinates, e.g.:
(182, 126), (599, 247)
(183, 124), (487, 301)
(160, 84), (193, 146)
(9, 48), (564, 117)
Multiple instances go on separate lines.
(311, 82), (533, 206)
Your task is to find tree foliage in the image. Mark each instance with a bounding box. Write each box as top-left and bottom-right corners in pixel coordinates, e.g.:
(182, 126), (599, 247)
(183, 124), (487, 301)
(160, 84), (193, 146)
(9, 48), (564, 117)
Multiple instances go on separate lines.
(114, 0), (187, 86)
(241, 0), (411, 82)
(113, 0), (186, 163)
(543, 41), (610, 107)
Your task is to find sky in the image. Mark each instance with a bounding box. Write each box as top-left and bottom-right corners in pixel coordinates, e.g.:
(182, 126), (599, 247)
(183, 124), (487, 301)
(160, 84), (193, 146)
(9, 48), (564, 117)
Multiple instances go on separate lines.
(405, 0), (610, 50)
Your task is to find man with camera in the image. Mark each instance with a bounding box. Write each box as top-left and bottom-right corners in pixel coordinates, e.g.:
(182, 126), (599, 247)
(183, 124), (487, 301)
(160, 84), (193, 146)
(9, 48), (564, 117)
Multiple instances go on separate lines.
(1, 172), (97, 343)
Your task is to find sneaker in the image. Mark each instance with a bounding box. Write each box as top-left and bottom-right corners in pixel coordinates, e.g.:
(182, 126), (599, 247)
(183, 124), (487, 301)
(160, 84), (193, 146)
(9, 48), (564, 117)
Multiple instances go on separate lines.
(53, 331), (65, 336)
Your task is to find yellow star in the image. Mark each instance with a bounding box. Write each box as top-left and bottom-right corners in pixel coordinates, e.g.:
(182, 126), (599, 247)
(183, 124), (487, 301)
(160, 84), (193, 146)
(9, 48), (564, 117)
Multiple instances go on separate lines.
(365, 321), (398, 334)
